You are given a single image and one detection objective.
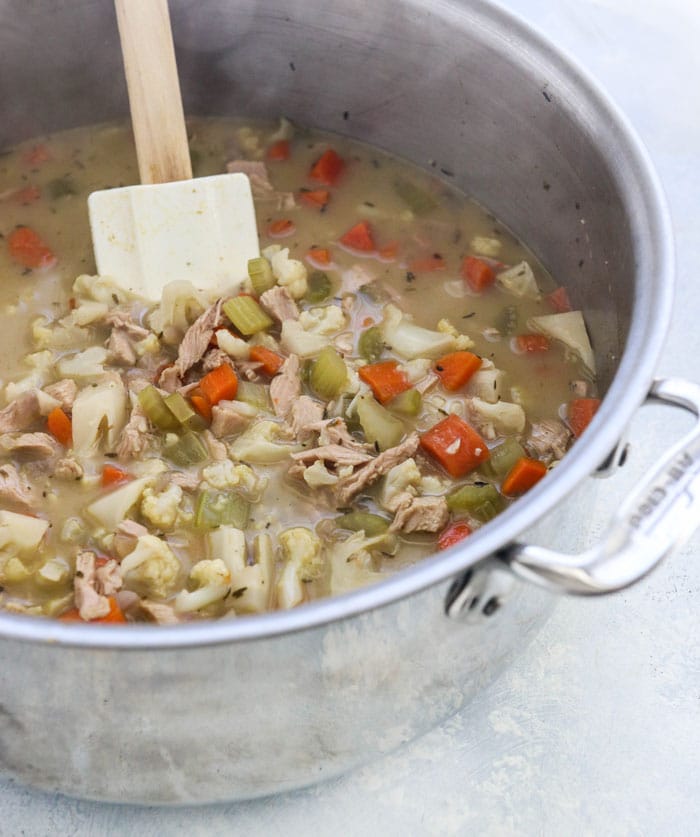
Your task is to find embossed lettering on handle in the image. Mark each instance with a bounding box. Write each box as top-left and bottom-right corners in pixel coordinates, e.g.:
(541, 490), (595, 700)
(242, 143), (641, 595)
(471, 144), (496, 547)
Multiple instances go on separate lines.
(501, 378), (700, 595)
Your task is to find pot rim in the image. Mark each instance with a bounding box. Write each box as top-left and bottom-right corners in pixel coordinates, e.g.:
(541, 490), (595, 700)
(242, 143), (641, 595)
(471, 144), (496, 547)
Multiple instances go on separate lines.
(0, 0), (674, 649)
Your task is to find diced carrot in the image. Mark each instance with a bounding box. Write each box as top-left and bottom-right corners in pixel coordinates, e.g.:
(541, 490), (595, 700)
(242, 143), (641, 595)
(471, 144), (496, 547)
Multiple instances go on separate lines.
(249, 345), (284, 376)
(339, 220), (375, 252)
(23, 144), (51, 166)
(438, 521), (472, 551)
(309, 148), (345, 185)
(101, 464), (132, 488)
(358, 361), (411, 405)
(190, 392), (212, 422)
(434, 351), (482, 391)
(546, 286), (572, 313)
(461, 256), (495, 293)
(409, 255), (446, 273)
(13, 185), (41, 205)
(378, 241), (399, 262)
(60, 597), (127, 625)
(420, 414), (490, 478)
(362, 316), (374, 328)
(267, 219), (296, 238)
(8, 226), (57, 269)
(266, 139), (290, 161)
(501, 456), (548, 496)
(514, 334), (550, 353)
(306, 247), (332, 266)
(199, 363), (238, 406)
(47, 407), (72, 446)
(300, 189), (330, 210)
(567, 397), (601, 438)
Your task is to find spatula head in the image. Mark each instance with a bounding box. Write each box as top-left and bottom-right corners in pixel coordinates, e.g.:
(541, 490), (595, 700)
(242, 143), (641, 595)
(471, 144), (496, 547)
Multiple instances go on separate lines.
(88, 172), (260, 300)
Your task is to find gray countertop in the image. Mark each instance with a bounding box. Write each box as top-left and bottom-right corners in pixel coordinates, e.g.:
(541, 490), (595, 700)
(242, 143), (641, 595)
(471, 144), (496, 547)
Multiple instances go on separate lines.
(2, 0), (699, 834)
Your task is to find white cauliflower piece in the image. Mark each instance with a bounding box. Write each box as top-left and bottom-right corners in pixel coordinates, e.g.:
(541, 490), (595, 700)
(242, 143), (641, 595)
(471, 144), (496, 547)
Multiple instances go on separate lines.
(436, 319), (475, 351)
(379, 458), (422, 512)
(134, 333), (160, 358)
(468, 397), (526, 438)
(228, 420), (300, 463)
(263, 245), (308, 299)
(280, 320), (328, 358)
(66, 300), (109, 326)
(299, 305), (346, 336)
(140, 484), (184, 530)
(276, 527), (324, 609)
(201, 460), (266, 500)
(4, 351), (55, 401)
(207, 528), (274, 613)
(303, 460), (339, 488)
(57, 346), (108, 379)
(73, 273), (132, 306)
(215, 329), (251, 360)
(148, 280), (206, 341)
(31, 316), (92, 351)
(328, 532), (386, 596)
(466, 359), (504, 404)
(174, 558), (231, 613)
(470, 235), (502, 257)
(120, 534), (182, 598)
(496, 261), (541, 299)
(527, 311), (596, 375)
(382, 304), (456, 360)
(71, 377), (128, 456)
(399, 358), (432, 385)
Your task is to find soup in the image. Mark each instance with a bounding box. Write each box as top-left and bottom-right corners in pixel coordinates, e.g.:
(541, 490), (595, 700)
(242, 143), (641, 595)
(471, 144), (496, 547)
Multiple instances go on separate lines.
(0, 118), (598, 623)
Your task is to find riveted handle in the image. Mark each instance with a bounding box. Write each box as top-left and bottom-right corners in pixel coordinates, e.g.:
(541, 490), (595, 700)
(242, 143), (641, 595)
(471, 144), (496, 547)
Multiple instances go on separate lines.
(501, 378), (700, 595)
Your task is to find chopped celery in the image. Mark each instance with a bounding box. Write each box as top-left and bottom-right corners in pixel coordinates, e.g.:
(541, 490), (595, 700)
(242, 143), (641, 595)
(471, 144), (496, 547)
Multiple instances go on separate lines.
(358, 326), (384, 363)
(236, 380), (272, 412)
(335, 511), (390, 536)
(164, 431), (208, 467)
(356, 394), (404, 451)
(496, 305), (518, 336)
(138, 385), (180, 431)
(310, 346), (347, 400)
(447, 483), (503, 522)
(393, 178), (438, 215)
(165, 393), (207, 431)
(480, 438), (526, 479)
(195, 490), (250, 529)
(223, 296), (273, 335)
(305, 271), (333, 304)
(248, 257), (276, 296)
(387, 388), (422, 416)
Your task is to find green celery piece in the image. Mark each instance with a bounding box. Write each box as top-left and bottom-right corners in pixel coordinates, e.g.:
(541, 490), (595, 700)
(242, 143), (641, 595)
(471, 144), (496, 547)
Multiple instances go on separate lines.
(387, 388), (422, 416)
(358, 326), (384, 363)
(164, 431), (208, 467)
(480, 438), (526, 479)
(310, 346), (347, 400)
(305, 271), (332, 303)
(138, 385), (180, 432)
(236, 381), (272, 412)
(393, 178), (438, 215)
(195, 490), (250, 529)
(447, 483), (503, 522)
(356, 394), (404, 451)
(496, 305), (518, 336)
(248, 257), (276, 296)
(335, 511), (390, 536)
(223, 296), (273, 335)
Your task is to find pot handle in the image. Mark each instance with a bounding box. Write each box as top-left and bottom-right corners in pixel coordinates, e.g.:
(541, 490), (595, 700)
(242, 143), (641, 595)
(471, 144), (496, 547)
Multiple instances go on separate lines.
(500, 377), (700, 595)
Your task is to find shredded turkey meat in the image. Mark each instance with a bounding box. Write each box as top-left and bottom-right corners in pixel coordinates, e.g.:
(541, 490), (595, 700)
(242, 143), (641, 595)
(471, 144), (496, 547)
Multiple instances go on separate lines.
(210, 401), (255, 438)
(0, 432), (59, 459)
(158, 299), (223, 390)
(95, 559), (123, 597)
(290, 444), (374, 468)
(43, 379), (78, 412)
(0, 463), (34, 509)
(54, 457), (85, 481)
(74, 551), (111, 621)
(389, 493), (449, 533)
(270, 354), (301, 419)
(0, 391), (41, 434)
(526, 419), (571, 463)
(107, 328), (136, 366)
(260, 286), (299, 323)
(287, 396), (325, 443)
(116, 403), (152, 459)
(334, 433), (421, 506)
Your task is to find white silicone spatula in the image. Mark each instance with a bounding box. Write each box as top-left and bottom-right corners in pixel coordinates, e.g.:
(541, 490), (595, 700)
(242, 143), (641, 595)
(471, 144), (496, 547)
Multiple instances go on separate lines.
(88, 0), (260, 301)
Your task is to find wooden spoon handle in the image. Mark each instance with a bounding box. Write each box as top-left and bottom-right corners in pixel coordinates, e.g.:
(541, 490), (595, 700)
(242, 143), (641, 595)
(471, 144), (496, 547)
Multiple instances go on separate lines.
(114, 0), (192, 184)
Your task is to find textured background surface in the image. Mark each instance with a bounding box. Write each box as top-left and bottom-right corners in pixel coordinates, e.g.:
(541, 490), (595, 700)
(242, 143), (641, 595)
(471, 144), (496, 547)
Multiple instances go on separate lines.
(1, 0), (699, 833)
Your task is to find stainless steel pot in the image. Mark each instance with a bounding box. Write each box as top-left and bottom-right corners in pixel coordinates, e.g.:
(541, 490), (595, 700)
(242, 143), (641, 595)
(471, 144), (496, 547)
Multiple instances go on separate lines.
(0, 0), (698, 804)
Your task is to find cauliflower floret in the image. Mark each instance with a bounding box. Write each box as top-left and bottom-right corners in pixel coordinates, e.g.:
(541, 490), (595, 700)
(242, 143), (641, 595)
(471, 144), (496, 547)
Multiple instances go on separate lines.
(303, 460), (339, 488)
(148, 280), (207, 341)
(298, 305), (346, 336)
(120, 534), (182, 598)
(73, 273), (132, 306)
(276, 527), (324, 609)
(215, 329), (250, 360)
(140, 484), (184, 530)
(201, 460), (266, 500)
(399, 358), (432, 385)
(134, 333), (161, 358)
(469, 235), (501, 257)
(382, 304), (456, 360)
(57, 346), (108, 379)
(466, 359), (505, 404)
(436, 319), (475, 351)
(379, 458), (422, 512)
(66, 300), (109, 326)
(228, 420), (300, 463)
(31, 316), (92, 351)
(280, 320), (328, 358)
(263, 245), (308, 299)
(467, 397), (526, 439)
(4, 351), (55, 401)
(174, 558), (231, 613)
(328, 531), (387, 596)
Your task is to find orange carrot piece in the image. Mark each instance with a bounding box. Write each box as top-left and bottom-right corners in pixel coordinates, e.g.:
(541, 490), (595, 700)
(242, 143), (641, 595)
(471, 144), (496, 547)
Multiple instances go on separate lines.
(23, 145), (51, 166)
(60, 597), (127, 624)
(306, 247), (332, 266)
(309, 148), (345, 185)
(546, 286), (572, 313)
(358, 361), (411, 405)
(300, 189), (330, 210)
(249, 345), (284, 376)
(434, 351), (482, 391)
(13, 185), (41, 205)
(461, 256), (495, 292)
(409, 255), (446, 273)
(190, 393), (213, 422)
(514, 334), (550, 353)
(378, 241), (399, 261)
(267, 219), (296, 238)
(266, 139), (290, 161)
(8, 226), (57, 269)
(199, 363), (238, 406)
(567, 397), (601, 438)
(501, 457), (548, 496)
(101, 465), (132, 488)
(339, 220), (375, 252)
(47, 407), (72, 446)
(420, 414), (490, 478)
(438, 521), (472, 551)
